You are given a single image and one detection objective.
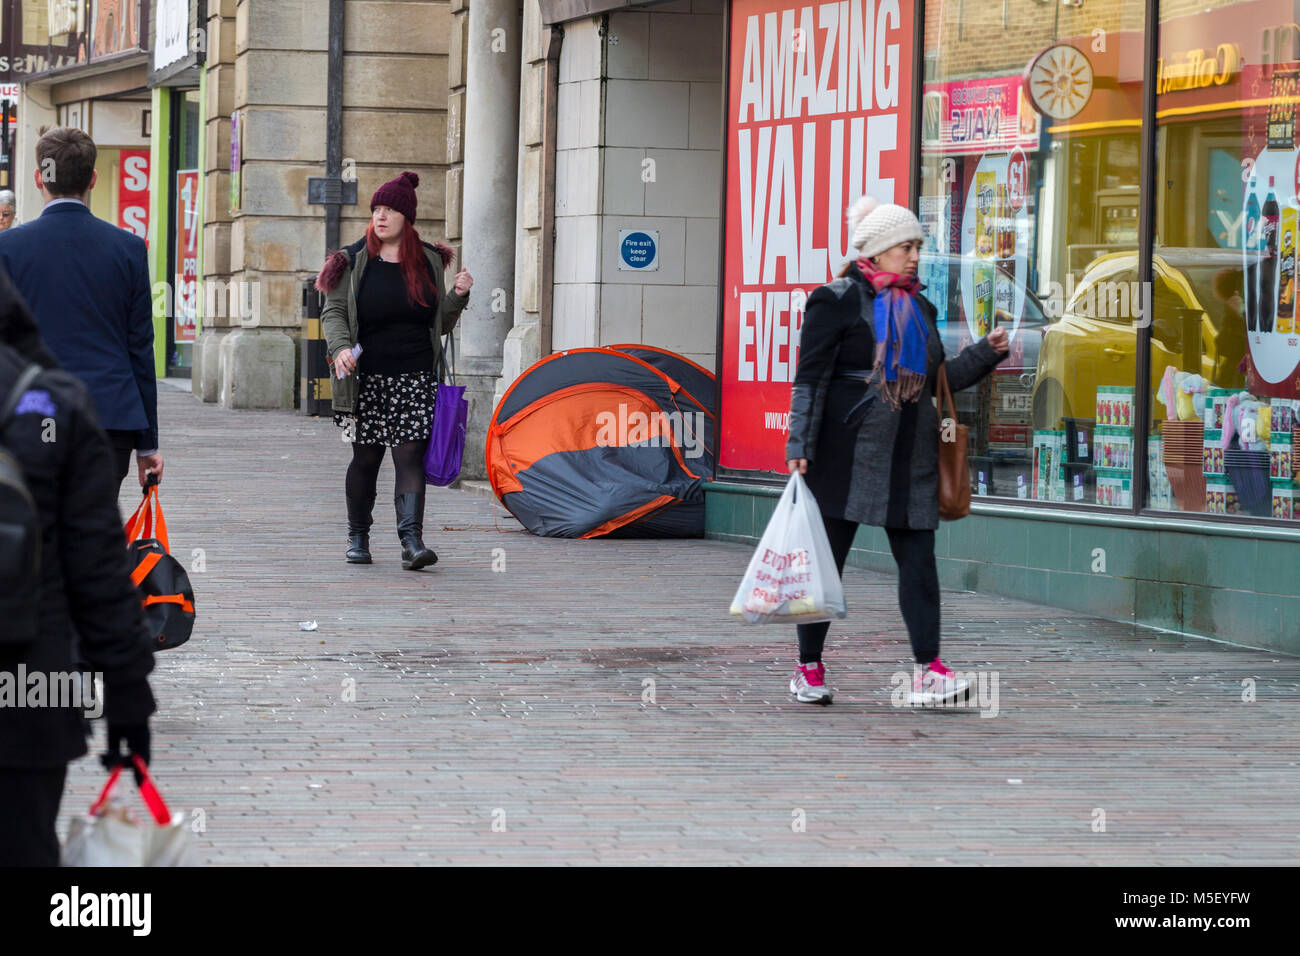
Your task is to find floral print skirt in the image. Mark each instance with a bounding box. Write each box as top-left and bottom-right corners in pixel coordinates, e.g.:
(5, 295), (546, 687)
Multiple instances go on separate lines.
(333, 370), (436, 446)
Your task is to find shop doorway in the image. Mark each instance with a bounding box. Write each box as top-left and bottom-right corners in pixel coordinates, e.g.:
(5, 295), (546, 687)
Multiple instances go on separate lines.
(165, 89), (201, 376)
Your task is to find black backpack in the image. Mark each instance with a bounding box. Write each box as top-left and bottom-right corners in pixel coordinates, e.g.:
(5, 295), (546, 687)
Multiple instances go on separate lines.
(0, 364), (43, 645)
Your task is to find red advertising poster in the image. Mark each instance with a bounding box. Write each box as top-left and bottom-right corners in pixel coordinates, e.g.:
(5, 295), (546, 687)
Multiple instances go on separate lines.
(118, 148), (150, 239)
(720, 0), (916, 472)
(174, 169), (199, 344)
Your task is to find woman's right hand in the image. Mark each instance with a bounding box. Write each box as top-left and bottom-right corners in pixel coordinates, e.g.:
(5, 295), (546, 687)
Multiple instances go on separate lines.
(986, 326), (1010, 355)
(334, 346), (357, 376)
(788, 458), (808, 474)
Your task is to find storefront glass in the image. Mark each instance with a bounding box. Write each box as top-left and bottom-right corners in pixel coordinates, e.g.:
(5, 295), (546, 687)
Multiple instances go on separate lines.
(168, 89), (201, 374)
(0, 92), (16, 193)
(1154, 0), (1299, 520)
(712, 0), (1300, 525)
(920, 0), (1146, 507)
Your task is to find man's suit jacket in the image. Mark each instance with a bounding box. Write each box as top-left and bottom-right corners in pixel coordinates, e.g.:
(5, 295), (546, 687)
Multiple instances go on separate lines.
(0, 201), (157, 450)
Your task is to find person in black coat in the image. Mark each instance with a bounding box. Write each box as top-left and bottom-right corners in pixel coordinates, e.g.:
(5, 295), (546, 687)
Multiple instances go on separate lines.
(784, 196), (1009, 707)
(0, 265), (155, 866)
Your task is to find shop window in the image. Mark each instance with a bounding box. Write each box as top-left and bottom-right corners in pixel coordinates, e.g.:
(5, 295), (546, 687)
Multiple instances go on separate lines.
(921, 0), (1145, 507)
(1153, 0), (1299, 520)
(168, 89), (202, 374)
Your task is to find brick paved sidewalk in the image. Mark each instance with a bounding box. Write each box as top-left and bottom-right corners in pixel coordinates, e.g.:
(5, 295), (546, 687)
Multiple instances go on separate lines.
(64, 384), (1300, 865)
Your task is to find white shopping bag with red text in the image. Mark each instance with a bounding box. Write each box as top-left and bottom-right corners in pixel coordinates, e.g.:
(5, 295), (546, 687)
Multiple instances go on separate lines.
(63, 757), (195, 867)
(729, 472), (847, 624)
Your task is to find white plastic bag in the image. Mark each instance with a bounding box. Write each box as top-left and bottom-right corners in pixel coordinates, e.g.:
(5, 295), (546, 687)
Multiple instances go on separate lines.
(729, 472), (847, 624)
(63, 759), (195, 867)
(64, 808), (194, 867)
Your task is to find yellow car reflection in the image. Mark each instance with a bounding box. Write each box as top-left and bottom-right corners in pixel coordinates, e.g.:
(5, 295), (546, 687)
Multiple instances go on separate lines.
(1032, 248), (1248, 429)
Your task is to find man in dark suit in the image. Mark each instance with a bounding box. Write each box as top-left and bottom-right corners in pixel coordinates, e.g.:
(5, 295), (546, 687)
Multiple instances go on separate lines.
(0, 126), (163, 494)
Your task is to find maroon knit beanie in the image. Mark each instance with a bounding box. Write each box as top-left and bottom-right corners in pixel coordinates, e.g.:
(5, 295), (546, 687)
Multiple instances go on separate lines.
(370, 171), (419, 224)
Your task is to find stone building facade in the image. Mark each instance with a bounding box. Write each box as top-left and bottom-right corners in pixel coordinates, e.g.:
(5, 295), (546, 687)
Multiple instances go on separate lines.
(10, 0), (729, 481)
(443, 0), (728, 479)
(448, 0), (727, 476)
(195, 0), (457, 413)
(548, 5), (723, 371)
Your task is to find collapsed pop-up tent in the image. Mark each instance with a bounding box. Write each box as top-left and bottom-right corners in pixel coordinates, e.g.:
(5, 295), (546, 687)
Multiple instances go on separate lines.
(486, 346), (715, 538)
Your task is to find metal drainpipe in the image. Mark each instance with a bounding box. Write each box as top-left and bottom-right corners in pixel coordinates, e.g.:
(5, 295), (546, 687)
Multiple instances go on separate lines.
(325, 0), (344, 254)
(539, 23), (564, 357)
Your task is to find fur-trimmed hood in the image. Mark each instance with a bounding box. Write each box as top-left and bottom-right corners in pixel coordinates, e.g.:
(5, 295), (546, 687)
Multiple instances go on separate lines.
(314, 237), (456, 293)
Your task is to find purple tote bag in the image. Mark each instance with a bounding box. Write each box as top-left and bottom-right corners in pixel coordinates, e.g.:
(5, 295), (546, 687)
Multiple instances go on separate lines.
(425, 333), (468, 486)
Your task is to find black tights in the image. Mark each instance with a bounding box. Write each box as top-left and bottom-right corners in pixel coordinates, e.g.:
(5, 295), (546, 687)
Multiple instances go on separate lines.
(796, 516), (941, 665)
(346, 439), (429, 501)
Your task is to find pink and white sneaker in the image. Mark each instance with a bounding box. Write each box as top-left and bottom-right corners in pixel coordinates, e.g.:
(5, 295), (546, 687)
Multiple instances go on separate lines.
(790, 662), (833, 705)
(908, 658), (970, 706)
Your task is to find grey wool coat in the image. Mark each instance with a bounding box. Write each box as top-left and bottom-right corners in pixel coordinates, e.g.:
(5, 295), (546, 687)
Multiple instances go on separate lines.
(785, 263), (1004, 530)
(315, 236), (470, 415)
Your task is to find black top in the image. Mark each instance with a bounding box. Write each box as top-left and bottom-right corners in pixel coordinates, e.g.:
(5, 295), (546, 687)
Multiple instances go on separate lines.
(356, 256), (438, 376)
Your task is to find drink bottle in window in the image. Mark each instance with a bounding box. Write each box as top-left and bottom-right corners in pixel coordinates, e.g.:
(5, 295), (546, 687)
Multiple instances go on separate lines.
(1279, 204), (1296, 333)
(1245, 179), (1260, 331)
(1261, 177), (1280, 333)
(973, 170), (997, 336)
(995, 183), (1015, 325)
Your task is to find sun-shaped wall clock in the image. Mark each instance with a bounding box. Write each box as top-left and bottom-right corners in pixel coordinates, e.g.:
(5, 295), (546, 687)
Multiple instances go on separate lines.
(1027, 43), (1094, 120)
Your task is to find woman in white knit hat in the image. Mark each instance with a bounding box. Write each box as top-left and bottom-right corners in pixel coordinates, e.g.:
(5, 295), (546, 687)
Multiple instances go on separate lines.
(784, 196), (1009, 706)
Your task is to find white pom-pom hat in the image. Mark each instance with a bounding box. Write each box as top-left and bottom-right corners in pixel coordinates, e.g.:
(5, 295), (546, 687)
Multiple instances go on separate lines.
(846, 195), (924, 260)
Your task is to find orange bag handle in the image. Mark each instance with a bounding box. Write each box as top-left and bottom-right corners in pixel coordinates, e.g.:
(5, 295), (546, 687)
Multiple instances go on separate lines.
(124, 491), (150, 544)
(124, 483), (169, 553)
(130, 551), (163, 587)
(143, 594), (194, 614)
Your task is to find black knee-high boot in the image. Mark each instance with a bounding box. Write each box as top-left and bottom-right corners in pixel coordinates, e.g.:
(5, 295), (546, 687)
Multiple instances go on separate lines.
(346, 490), (375, 564)
(394, 491), (437, 570)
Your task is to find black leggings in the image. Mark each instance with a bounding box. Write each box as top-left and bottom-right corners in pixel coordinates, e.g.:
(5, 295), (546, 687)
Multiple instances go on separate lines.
(796, 516), (941, 665)
(346, 439), (429, 501)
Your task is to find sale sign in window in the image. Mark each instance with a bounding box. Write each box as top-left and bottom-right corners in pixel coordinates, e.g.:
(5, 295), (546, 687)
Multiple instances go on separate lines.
(720, 0), (915, 472)
(118, 148), (150, 239)
(174, 169), (200, 344)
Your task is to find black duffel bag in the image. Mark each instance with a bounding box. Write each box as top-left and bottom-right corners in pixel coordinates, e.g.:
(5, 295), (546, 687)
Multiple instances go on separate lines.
(124, 477), (195, 650)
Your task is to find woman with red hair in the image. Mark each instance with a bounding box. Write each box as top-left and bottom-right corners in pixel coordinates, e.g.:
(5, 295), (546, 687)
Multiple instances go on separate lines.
(317, 171), (472, 569)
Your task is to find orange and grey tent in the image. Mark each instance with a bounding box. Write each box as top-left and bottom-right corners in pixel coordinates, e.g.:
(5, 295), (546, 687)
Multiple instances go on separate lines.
(607, 344), (716, 420)
(486, 347), (715, 538)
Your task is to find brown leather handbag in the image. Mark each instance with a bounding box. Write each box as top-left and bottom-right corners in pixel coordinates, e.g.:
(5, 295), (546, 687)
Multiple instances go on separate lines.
(936, 364), (970, 521)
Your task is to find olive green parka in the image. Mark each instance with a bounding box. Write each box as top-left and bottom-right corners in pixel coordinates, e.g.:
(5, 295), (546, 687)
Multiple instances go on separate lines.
(315, 236), (470, 414)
